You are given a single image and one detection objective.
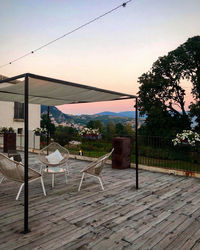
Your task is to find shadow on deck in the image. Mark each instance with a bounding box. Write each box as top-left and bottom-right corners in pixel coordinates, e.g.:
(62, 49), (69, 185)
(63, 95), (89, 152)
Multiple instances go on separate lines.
(1, 153), (200, 249)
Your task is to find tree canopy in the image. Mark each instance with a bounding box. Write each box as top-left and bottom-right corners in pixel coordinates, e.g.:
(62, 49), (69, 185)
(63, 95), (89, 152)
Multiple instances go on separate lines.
(40, 114), (56, 136)
(138, 36), (200, 137)
(87, 120), (104, 133)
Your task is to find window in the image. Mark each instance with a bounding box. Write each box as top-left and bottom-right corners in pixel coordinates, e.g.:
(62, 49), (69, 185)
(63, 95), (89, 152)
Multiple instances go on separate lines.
(14, 102), (24, 119)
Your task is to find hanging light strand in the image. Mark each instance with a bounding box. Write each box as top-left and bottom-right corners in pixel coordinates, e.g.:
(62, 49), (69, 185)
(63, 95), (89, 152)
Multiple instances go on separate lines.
(0, 0), (132, 69)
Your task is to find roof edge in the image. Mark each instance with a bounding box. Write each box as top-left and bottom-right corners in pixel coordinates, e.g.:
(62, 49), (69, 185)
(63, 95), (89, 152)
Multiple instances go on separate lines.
(0, 73), (137, 99)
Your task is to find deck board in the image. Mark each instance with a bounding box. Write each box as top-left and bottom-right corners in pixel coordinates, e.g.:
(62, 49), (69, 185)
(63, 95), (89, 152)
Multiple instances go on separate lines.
(1, 154), (200, 249)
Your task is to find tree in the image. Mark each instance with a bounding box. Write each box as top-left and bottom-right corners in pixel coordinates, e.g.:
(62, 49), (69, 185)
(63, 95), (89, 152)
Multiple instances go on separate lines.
(87, 120), (95, 129)
(87, 120), (104, 133)
(124, 123), (134, 138)
(189, 102), (200, 132)
(106, 121), (116, 140)
(94, 120), (104, 133)
(138, 36), (200, 136)
(53, 126), (78, 146)
(115, 123), (124, 136)
(40, 114), (56, 136)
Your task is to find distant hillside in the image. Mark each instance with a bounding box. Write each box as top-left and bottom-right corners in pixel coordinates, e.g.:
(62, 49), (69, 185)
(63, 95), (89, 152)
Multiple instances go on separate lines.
(41, 106), (139, 126)
(96, 111), (146, 118)
(41, 106), (71, 123)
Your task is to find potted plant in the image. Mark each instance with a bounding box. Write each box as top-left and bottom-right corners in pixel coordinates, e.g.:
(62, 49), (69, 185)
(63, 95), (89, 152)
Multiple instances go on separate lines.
(0, 127), (8, 134)
(172, 130), (200, 147)
(8, 127), (15, 133)
(33, 127), (48, 136)
(79, 127), (100, 140)
(41, 128), (48, 136)
(33, 128), (42, 136)
(0, 127), (15, 133)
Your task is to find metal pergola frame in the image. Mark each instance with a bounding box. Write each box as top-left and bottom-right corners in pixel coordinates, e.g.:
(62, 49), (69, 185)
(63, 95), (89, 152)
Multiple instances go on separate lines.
(0, 73), (138, 233)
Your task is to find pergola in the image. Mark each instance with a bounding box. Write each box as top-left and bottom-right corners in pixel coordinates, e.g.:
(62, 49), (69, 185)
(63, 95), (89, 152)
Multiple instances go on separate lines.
(0, 73), (138, 233)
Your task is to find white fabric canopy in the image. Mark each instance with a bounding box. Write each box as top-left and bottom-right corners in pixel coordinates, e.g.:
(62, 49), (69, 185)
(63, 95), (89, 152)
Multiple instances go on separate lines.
(0, 73), (136, 105)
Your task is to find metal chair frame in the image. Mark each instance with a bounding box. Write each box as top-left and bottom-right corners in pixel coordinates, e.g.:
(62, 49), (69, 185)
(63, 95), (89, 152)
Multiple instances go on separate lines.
(78, 149), (114, 191)
(38, 142), (70, 188)
(0, 153), (46, 200)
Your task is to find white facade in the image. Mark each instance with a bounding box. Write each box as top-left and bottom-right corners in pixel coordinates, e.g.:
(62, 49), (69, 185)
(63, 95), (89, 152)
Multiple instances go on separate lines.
(0, 101), (41, 149)
(0, 101), (40, 130)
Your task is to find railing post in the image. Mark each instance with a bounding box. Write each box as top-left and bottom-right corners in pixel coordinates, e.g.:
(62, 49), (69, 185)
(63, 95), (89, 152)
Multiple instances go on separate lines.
(46, 106), (50, 157)
(47, 106), (50, 147)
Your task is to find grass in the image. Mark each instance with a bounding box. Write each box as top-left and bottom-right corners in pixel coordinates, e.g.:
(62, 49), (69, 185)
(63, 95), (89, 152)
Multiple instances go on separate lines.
(64, 139), (200, 173)
(67, 148), (109, 158)
(67, 148), (200, 173)
(68, 150), (200, 174)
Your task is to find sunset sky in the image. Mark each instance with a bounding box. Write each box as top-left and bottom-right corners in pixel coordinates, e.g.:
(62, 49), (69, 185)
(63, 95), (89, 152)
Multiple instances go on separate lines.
(0, 0), (199, 114)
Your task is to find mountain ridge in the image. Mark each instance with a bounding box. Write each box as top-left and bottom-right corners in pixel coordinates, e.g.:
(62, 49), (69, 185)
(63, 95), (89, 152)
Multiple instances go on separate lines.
(96, 111), (138, 118)
(41, 106), (139, 126)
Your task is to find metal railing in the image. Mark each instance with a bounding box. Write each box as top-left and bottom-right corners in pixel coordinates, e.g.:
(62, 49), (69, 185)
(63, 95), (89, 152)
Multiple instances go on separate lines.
(59, 135), (200, 173)
(1, 132), (199, 174)
(132, 135), (200, 173)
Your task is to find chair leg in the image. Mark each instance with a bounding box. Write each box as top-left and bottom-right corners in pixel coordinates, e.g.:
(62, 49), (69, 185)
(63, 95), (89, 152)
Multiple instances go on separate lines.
(40, 177), (46, 196)
(100, 175), (104, 183)
(40, 166), (43, 174)
(98, 177), (104, 191)
(16, 183), (24, 200)
(66, 163), (70, 175)
(52, 174), (55, 188)
(64, 170), (68, 184)
(78, 173), (85, 191)
(0, 177), (4, 184)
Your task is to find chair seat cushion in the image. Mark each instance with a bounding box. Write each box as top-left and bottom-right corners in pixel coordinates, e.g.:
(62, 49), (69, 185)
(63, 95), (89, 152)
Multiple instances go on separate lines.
(45, 149), (64, 164)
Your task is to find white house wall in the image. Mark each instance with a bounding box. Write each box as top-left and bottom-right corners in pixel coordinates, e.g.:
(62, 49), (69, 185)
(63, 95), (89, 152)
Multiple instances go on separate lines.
(0, 101), (41, 149)
(0, 101), (40, 129)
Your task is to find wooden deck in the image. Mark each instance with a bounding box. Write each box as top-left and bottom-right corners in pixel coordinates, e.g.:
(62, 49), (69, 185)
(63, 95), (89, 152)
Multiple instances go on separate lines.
(1, 154), (200, 249)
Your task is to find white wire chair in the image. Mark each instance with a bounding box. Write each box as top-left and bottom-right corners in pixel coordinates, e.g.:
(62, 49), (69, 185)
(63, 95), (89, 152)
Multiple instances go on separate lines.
(38, 142), (70, 188)
(0, 153), (46, 200)
(78, 148), (114, 191)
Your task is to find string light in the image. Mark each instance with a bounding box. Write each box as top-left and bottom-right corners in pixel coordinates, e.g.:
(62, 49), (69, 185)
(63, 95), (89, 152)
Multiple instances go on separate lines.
(0, 1), (132, 69)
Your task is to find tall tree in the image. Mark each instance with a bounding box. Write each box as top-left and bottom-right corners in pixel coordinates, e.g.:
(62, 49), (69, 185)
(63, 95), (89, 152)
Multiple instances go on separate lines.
(41, 114), (56, 136)
(138, 36), (200, 136)
(116, 123), (124, 136)
(53, 125), (78, 146)
(87, 120), (95, 129)
(106, 121), (116, 140)
(87, 120), (104, 133)
(124, 123), (135, 138)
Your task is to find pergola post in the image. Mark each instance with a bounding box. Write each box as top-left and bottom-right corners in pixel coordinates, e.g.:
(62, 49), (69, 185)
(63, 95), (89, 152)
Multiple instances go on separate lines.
(23, 74), (30, 233)
(135, 97), (139, 189)
(47, 106), (50, 148)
